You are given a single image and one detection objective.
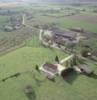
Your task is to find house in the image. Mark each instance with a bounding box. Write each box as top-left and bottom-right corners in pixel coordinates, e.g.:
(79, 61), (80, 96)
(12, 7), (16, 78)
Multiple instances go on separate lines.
(4, 25), (13, 32)
(69, 27), (84, 33)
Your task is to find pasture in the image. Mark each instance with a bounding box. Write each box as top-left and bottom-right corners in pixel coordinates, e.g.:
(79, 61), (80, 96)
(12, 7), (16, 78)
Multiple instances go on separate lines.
(0, 42), (97, 100)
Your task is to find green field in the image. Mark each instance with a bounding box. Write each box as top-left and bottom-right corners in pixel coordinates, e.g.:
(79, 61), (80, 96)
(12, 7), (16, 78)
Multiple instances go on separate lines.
(31, 14), (97, 33)
(0, 36), (97, 100)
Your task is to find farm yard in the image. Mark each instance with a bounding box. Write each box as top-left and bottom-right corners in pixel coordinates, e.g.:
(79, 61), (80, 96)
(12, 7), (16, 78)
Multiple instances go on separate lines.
(0, 2), (97, 100)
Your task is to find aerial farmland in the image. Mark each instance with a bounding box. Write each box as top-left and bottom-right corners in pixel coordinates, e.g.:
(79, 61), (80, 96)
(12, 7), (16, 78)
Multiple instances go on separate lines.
(0, 0), (97, 100)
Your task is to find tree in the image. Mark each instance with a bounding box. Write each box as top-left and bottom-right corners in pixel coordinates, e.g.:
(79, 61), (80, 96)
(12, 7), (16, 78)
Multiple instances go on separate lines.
(35, 65), (40, 72)
(55, 56), (59, 63)
(81, 48), (91, 57)
(72, 54), (78, 66)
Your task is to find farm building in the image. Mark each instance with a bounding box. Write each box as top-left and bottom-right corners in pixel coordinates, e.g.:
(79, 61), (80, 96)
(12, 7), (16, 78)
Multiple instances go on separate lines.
(39, 62), (59, 79)
(78, 64), (94, 75)
(39, 28), (84, 49)
(53, 31), (76, 40)
(39, 62), (67, 79)
(52, 30), (77, 47)
(69, 27), (84, 33)
(39, 54), (94, 79)
(39, 55), (76, 79)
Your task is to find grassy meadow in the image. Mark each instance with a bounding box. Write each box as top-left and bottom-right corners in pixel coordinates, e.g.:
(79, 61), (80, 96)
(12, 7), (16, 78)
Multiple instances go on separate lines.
(0, 36), (97, 100)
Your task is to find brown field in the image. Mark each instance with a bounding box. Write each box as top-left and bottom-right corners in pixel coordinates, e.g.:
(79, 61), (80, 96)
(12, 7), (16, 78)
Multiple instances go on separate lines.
(65, 14), (97, 25)
(0, 2), (20, 8)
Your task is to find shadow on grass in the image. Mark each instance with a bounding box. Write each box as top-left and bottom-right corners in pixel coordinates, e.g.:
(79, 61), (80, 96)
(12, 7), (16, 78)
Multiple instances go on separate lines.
(61, 68), (97, 85)
(88, 73), (97, 79)
(1, 72), (21, 82)
(25, 86), (36, 100)
(32, 72), (46, 87)
(61, 68), (79, 85)
(26, 93), (36, 100)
